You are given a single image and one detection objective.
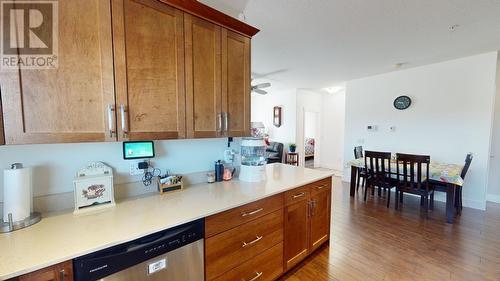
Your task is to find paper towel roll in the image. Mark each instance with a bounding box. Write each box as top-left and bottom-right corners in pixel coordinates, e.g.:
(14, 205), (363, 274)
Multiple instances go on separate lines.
(3, 167), (32, 222)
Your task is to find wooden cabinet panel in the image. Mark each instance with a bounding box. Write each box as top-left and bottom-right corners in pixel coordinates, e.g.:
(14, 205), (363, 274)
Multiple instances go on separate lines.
(212, 242), (283, 281)
(112, 0), (186, 140)
(284, 200), (310, 271)
(205, 193), (283, 237)
(205, 210), (283, 280)
(310, 186), (331, 252)
(221, 29), (251, 137)
(310, 177), (332, 196)
(0, 0), (115, 144)
(17, 261), (73, 281)
(185, 14), (222, 138)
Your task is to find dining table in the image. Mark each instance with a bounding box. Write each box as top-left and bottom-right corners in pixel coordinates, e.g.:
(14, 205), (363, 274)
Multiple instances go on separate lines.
(348, 158), (464, 223)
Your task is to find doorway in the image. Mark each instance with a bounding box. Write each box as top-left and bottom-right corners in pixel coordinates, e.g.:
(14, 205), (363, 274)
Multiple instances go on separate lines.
(303, 111), (320, 168)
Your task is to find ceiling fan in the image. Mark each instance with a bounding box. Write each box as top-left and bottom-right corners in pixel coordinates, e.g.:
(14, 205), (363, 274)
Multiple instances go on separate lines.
(251, 81), (271, 95)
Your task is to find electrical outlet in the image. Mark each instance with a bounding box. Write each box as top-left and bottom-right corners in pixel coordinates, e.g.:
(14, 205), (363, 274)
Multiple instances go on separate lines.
(130, 161), (144, 176)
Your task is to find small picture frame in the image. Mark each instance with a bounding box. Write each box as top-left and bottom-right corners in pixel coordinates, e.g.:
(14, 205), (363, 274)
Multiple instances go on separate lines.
(273, 106), (282, 127)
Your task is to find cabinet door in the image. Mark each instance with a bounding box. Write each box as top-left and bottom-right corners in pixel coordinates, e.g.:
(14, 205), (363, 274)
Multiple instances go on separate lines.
(18, 261), (73, 281)
(112, 0), (186, 140)
(185, 14), (222, 138)
(283, 200), (310, 271)
(221, 29), (251, 137)
(310, 188), (331, 252)
(0, 0), (115, 144)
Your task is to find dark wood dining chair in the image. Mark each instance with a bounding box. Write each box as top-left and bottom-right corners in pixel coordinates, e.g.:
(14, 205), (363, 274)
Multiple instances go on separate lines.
(428, 153), (472, 214)
(353, 146), (367, 191)
(364, 151), (394, 208)
(395, 153), (434, 218)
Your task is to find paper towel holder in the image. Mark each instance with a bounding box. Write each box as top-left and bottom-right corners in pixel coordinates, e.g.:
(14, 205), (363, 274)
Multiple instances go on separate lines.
(0, 212), (41, 233)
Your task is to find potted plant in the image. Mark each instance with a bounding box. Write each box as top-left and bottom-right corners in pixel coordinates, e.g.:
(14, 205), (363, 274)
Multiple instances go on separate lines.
(289, 144), (296, 153)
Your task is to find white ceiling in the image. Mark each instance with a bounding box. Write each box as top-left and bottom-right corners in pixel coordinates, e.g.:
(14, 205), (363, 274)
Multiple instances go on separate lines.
(200, 0), (500, 89)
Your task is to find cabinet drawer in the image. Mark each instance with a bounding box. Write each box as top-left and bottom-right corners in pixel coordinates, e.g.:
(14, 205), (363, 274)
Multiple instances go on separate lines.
(285, 185), (310, 206)
(212, 242), (283, 281)
(205, 193), (283, 237)
(205, 210), (283, 280)
(309, 177), (332, 195)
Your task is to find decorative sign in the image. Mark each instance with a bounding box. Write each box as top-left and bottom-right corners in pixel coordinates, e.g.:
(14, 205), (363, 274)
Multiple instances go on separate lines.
(273, 106), (282, 127)
(73, 162), (115, 215)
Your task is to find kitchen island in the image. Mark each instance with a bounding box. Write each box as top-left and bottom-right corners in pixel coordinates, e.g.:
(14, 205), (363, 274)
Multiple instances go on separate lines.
(0, 163), (333, 280)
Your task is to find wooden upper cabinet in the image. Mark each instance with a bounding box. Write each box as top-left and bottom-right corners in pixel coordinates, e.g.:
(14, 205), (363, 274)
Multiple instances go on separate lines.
(185, 14), (222, 139)
(222, 29), (251, 137)
(112, 0), (186, 140)
(0, 0), (115, 144)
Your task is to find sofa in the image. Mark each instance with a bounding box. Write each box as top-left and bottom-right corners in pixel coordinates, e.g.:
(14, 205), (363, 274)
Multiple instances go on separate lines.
(266, 142), (284, 164)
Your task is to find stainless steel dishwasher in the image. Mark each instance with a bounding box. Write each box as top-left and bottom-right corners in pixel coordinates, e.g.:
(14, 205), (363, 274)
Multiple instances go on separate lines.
(73, 219), (204, 281)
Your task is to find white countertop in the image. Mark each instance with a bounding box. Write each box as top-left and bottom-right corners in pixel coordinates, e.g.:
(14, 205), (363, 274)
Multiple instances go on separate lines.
(0, 164), (333, 280)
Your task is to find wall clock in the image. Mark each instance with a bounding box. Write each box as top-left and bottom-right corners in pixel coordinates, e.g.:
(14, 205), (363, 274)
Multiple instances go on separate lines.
(393, 96), (412, 110)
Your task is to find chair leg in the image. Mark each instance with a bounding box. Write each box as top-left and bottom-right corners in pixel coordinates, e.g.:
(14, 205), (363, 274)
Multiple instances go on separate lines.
(420, 196), (424, 206)
(364, 182), (368, 202)
(356, 173), (361, 190)
(424, 195), (429, 219)
(387, 188), (391, 208)
(378, 186), (382, 197)
(361, 176), (365, 188)
(395, 189), (399, 210)
(372, 185), (375, 195)
(430, 192), (434, 211)
(399, 191), (403, 203)
(459, 187), (463, 211)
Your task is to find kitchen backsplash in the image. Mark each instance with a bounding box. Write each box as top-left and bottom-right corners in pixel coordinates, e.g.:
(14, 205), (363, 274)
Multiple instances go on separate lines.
(0, 138), (241, 213)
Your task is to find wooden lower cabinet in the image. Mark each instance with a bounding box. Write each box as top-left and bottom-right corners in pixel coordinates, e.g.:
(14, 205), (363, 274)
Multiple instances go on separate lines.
(283, 198), (311, 270)
(310, 185), (331, 252)
(205, 210), (283, 280)
(212, 243), (283, 281)
(15, 261), (72, 281)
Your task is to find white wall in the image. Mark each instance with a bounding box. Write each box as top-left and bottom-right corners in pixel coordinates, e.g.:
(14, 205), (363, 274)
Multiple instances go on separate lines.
(321, 90), (346, 172)
(487, 53), (500, 203)
(343, 52), (498, 210)
(0, 139), (230, 201)
(251, 87), (296, 146)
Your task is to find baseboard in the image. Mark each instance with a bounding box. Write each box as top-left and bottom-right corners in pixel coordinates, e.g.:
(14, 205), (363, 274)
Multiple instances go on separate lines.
(487, 194), (500, 203)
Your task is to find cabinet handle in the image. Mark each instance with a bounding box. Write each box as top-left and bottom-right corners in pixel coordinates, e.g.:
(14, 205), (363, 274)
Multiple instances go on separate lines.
(217, 113), (222, 133)
(120, 104), (128, 138)
(241, 208), (263, 217)
(317, 184), (328, 190)
(224, 112), (229, 133)
(107, 104), (116, 138)
(242, 235), (263, 248)
(59, 269), (65, 281)
(244, 271), (263, 281)
(292, 192), (306, 199)
(311, 200), (317, 217)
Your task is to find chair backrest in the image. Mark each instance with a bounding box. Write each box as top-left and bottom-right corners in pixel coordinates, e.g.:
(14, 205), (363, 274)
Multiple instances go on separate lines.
(396, 153), (430, 191)
(461, 153), (473, 179)
(364, 151), (392, 186)
(354, 146), (364, 159)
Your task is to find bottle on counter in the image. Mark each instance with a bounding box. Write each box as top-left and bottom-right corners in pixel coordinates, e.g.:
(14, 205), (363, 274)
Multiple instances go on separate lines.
(215, 160), (224, 182)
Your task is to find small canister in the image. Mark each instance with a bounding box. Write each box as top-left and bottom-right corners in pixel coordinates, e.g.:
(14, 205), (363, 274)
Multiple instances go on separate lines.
(207, 172), (215, 183)
(215, 160), (224, 182)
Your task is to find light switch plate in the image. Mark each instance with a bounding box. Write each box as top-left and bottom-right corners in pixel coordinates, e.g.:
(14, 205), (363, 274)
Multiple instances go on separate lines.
(130, 161), (144, 176)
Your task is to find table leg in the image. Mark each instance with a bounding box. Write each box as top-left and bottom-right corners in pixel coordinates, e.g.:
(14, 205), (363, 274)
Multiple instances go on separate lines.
(446, 184), (456, 223)
(350, 166), (357, 197)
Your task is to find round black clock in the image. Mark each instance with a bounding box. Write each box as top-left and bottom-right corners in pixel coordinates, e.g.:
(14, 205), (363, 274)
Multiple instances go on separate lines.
(393, 95), (412, 110)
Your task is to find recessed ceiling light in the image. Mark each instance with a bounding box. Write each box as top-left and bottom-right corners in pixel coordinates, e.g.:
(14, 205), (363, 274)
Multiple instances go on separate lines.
(324, 86), (344, 94)
(393, 62), (407, 69)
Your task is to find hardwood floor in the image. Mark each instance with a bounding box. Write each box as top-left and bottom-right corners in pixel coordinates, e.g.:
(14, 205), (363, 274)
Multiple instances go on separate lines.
(281, 177), (500, 281)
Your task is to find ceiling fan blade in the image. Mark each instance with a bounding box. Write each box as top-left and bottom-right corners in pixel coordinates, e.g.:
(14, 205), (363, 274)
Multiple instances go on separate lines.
(252, 82), (271, 89)
(252, 89), (268, 95)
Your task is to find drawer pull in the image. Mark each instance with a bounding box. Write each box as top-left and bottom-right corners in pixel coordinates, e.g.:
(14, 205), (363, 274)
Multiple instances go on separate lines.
(292, 192), (306, 199)
(242, 235), (263, 248)
(60, 269), (65, 281)
(244, 271), (263, 281)
(241, 208), (263, 217)
(317, 184), (328, 190)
